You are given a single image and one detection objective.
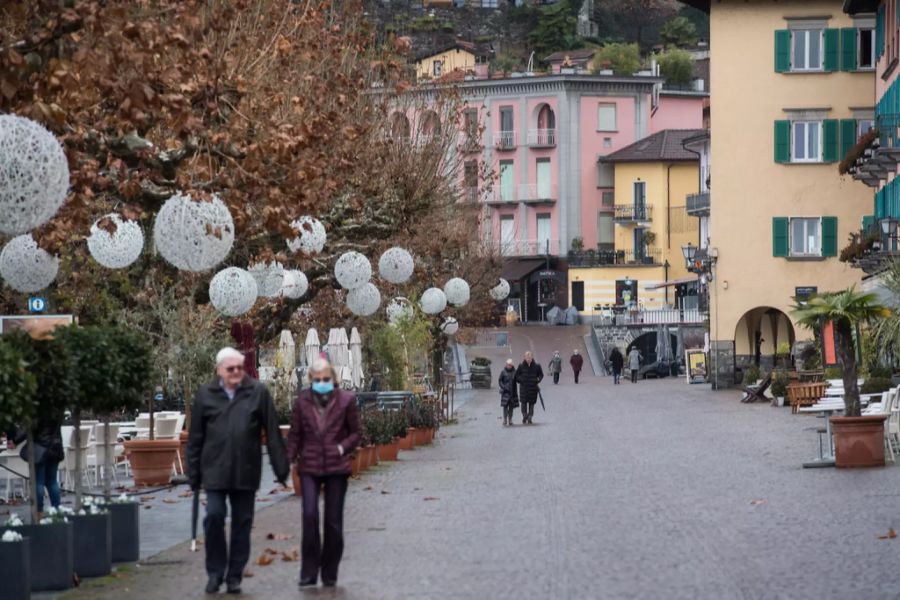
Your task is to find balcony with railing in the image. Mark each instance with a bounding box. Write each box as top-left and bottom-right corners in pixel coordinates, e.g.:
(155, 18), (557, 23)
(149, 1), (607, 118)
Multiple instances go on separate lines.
(613, 204), (652, 223)
(499, 239), (561, 257)
(527, 128), (556, 148)
(457, 132), (482, 153)
(843, 114), (898, 187)
(487, 183), (557, 204)
(493, 131), (516, 151)
(591, 306), (706, 327)
(567, 248), (662, 267)
(686, 192), (710, 216)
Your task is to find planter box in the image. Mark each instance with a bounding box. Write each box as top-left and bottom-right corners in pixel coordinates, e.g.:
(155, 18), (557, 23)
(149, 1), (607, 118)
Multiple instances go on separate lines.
(0, 538), (30, 600)
(73, 513), (112, 577)
(398, 429), (415, 451)
(101, 502), (140, 563)
(0, 522), (73, 591)
(831, 414), (888, 468)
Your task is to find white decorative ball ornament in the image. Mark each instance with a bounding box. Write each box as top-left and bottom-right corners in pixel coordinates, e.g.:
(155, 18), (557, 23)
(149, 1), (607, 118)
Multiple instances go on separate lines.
(444, 277), (470, 307)
(0, 234), (59, 293)
(346, 282), (381, 316)
(280, 270), (309, 300)
(386, 297), (413, 324)
(0, 115), (70, 235)
(334, 251), (371, 290)
(153, 192), (234, 272)
(248, 260), (285, 298)
(209, 267), (258, 317)
(440, 317), (459, 336)
(490, 278), (510, 301)
(420, 287), (447, 315)
(87, 213), (144, 269)
(287, 216), (327, 254)
(378, 247), (414, 284)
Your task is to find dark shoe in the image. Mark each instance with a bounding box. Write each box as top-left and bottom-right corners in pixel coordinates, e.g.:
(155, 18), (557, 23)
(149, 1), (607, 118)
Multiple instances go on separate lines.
(205, 576), (223, 594)
(299, 578), (317, 588)
(323, 580), (337, 587)
(226, 580), (241, 594)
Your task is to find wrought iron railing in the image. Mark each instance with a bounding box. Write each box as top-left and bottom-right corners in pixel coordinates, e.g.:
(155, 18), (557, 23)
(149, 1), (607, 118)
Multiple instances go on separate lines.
(567, 248), (662, 267)
(686, 192), (710, 215)
(613, 204), (652, 222)
(527, 129), (556, 147)
(493, 131), (516, 150)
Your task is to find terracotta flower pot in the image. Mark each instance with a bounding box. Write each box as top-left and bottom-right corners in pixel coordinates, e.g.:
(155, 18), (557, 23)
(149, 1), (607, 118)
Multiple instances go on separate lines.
(831, 414), (888, 468)
(291, 465), (302, 497)
(364, 445), (376, 467)
(358, 446), (370, 472)
(124, 439), (181, 486)
(177, 430), (189, 475)
(399, 428), (416, 450)
(414, 427), (430, 446)
(350, 452), (360, 477)
(377, 441), (399, 461)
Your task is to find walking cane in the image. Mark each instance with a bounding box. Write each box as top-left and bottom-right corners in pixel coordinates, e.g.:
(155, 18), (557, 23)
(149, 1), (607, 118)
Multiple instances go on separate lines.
(190, 490), (199, 552)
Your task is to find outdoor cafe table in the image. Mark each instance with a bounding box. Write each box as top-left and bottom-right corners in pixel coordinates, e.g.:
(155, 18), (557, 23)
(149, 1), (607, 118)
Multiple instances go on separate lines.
(798, 394), (879, 468)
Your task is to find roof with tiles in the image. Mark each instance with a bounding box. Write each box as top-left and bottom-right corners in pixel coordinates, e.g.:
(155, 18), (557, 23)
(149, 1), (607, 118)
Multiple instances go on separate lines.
(600, 129), (708, 163)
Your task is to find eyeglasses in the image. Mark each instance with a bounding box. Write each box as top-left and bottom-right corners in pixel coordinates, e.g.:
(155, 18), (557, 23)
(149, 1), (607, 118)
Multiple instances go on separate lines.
(312, 377), (332, 383)
(225, 365), (244, 374)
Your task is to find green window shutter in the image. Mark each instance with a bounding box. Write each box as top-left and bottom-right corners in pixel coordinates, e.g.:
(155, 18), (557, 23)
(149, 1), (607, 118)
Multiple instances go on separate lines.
(877, 7), (885, 59)
(840, 119), (857, 160)
(773, 217), (789, 257)
(774, 120), (791, 163)
(824, 29), (840, 71)
(775, 30), (792, 72)
(823, 120), (839, 162)
(821, 217), (838, 257)
(862, 215), (875, 231)
(841, 28), (858, 71)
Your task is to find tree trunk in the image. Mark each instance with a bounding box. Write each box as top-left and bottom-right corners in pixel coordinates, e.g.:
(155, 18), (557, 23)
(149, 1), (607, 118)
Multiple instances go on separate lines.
(73, 411), (83, 510)
(835, 318), (861, 417)
(26, 431), (38, 524)
(103, 415), (112, 501)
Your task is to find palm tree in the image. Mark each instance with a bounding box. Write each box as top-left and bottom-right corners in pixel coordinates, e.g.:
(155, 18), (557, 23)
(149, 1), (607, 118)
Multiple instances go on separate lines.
(872, 260), (900, 361)
(792, 289), (889, 416)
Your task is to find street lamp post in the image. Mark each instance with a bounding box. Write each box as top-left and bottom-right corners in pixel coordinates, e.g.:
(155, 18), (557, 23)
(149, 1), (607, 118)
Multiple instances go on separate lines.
(681, 242), (721, 388)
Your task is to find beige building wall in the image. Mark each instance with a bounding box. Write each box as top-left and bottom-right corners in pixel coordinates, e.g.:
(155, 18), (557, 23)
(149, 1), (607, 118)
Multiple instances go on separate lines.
(416, 48), (476, 80)
(709, 0), (873, 363)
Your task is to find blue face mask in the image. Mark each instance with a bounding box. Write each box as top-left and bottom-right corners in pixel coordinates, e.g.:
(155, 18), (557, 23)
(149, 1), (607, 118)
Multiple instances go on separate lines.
(312, 380), (334, 395)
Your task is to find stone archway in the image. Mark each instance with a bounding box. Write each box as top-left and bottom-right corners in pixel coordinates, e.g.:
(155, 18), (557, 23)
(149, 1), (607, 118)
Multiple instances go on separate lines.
(734, 307), (795, 370)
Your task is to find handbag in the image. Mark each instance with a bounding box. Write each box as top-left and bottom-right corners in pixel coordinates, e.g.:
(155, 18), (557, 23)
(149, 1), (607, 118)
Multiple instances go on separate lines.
(19, 441), (47, 465)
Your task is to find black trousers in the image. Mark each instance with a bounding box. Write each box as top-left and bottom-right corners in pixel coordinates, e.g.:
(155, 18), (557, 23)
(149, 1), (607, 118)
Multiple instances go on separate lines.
(503, 403), (515, 422)
(521, 401), (535, 422)
(573, 370), (580, 384)
(553, 372), (560, 384)
(300, 473), (349, 584)
(204, 489), (256, 584)
(631, 369), (638, 383)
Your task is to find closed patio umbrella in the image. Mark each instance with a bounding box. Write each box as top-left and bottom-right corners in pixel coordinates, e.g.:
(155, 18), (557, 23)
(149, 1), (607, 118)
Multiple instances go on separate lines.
(279, 329), (296, 371)
(350, 327), (364, 389)
(304, 329), (320, 368)
(336, 328), (350, 369)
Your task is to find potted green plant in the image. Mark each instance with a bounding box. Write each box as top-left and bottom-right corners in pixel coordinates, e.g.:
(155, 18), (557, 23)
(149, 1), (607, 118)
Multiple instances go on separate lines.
(394, 408), (414, 451)
(0, 529), (30, 600)
(770, 369), (789, 407)
(744, 363), (760, 386)
(374, 411), (398, 461)
(793, 289), (891, 467)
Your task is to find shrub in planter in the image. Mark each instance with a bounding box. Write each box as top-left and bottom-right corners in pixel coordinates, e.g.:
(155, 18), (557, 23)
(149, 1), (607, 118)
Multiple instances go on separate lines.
(3, 510), (74, 591)
(72, 497), (112, 577)
(744, 363), (760, 386)
(860, 377), (893, 394)
(770, 369), (789, 400)
(0, 530), (30, 600)
(100, 494), (140, 563)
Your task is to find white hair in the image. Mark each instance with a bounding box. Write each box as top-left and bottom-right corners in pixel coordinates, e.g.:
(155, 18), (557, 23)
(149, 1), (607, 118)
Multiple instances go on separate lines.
(306, 356), (339, 385)
(506, 358), (514, 365)
(215, 347), (244, 366)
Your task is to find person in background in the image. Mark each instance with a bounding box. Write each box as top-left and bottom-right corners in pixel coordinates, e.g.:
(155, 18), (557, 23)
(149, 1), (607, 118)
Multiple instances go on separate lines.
(288, 357), (361, 589)
(498, 358), (519, 426)
(548, 351), (562, 385)
(628, 346), (643, 383)
(9, 408), (65, 519)
(515, 351), (543, 425)
(570, 349), (584, 384)
(608, 347), (625, 385)
(188, 347), (289, 595)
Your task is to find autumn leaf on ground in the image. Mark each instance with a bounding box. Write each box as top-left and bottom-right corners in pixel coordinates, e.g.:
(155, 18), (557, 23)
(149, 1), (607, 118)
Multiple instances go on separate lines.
(178, 491), (193, 498)
(139, 496), (155, 502)
(281, 549), (299, 562)
(423, 497), (439, 501)
(257, 498), (270, 503)
(143, 505), (152, 510)
(256, 554), (274, 566)
(877, 528), (897, 540)
(363, 486), (373, 491)
(264, 547), (279, 555)
(750, 499), (766, 506)
(381, 490), (391, 495)
(266, 533), (294, 541)
(162, 498), (178, 504)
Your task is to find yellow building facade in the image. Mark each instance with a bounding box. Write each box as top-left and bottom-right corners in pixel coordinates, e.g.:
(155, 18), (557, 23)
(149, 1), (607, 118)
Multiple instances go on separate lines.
(568, 130), (704, 316)
(415, 46), (476, 81)
(687, 0), (875, 382)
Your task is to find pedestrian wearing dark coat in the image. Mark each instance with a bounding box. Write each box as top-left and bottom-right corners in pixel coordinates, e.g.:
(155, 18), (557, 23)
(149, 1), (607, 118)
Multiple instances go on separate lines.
(498, 359), (519, 426)
(10, 411), (65, 514)
(548, 351), (562, 385)
(608, 347), (625, 385)
(569, 350), (584, 384)
(515, 351), (544, 424)
(188, 347), (290, 595)
(288, 357), (361, 588)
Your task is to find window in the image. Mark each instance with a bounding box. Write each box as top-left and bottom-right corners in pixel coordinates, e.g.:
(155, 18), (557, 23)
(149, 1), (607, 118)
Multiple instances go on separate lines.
(432, 60), (443, 77)
(500, 216), (515, 255)
(633, 181), (646, 207)
(536, 214), (552, 252)
(499, 160), (514, 201)
(598, 213), (614, 249)
(464, 161), (478, 202)
(601, 191), (615, 207)
(598, 104), (616, 131)
(500, 106), (514, 133)
(597, 162), (614, 187)
(858, 119), (875, 137)
(792, 121), (821, 162)
(536, 158), (552, 199)
(859, 28), (875, 68)
(603, 137), (612, 148)
(792, 29), (823, 71)
(463, 108), (479, 144)
(790, 217), (821, 256)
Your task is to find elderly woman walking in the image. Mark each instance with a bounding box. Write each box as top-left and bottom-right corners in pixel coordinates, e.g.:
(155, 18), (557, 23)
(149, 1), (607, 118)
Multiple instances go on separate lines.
(288, 357), (361, 588)
(548, 351), (562, 385)
(498, 358), (519, 426)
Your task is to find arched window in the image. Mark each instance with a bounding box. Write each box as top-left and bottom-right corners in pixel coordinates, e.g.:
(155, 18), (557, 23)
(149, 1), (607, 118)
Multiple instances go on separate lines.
(420, 111), (441, 137)
(390, 112), (411, 139)
(537, 105), (555, 131)
(534, 104), (556, 146)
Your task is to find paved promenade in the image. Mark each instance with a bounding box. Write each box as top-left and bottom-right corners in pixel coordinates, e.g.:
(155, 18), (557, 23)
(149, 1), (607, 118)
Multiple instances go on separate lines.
(57, 328), (900, 599)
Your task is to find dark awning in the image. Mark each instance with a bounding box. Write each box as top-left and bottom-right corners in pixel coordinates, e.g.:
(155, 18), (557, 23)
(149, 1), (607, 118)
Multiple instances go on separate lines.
(501, 258), (545, 283)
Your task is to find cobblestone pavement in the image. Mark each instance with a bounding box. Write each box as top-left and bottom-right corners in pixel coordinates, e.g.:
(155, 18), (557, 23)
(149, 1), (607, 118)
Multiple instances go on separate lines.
(59, 328), (900, 600)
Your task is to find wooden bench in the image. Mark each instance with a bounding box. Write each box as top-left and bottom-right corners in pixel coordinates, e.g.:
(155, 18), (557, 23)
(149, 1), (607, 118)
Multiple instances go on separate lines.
(787, 382), (827, 414)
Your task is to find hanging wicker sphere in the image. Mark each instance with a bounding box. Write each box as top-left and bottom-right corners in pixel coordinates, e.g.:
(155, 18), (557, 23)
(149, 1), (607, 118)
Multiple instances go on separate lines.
(444, 277), (470, 307)
(0, 115), (70, 235)
(420, 287), (447, 315)
(209, 267), (258, 317)
(153, 192), (234, 272)
(248, 260), (285, 298)
(440, 317), (459, 336)
(286, 216), (327, 255)
(490, 278), (510, 301)
(334, 251), (371, 290)
(378, 247), (414, 284)
(0, 234), (59, 293)
(386, 297), (413, 324)
(87, 213), (144, 269)
(280, 269), (309, 300)
(346, 282), (381, 316)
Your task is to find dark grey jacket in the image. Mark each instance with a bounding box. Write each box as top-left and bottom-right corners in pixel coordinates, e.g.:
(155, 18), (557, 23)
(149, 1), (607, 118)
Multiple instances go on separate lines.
(187, 377), (289, 491)
(515, 360), (544, 404)
(498, 367), (518, 407)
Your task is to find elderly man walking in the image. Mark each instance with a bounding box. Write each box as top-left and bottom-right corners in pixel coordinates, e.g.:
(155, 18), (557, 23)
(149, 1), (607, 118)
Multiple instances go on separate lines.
(188, 347), (289, 595)
(515, 351), (543, 424)
(570, 349), (584, 384)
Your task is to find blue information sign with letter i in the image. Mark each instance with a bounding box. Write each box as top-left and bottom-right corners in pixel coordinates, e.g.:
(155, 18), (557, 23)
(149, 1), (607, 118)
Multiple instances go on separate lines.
(28, 297), (47, 313)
